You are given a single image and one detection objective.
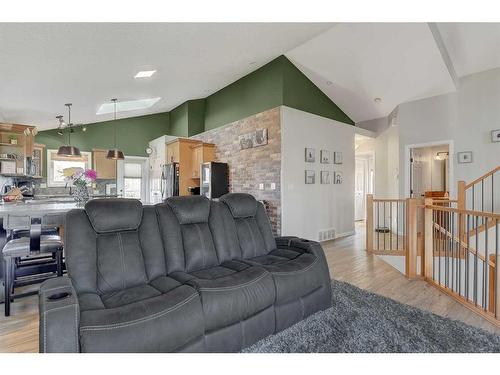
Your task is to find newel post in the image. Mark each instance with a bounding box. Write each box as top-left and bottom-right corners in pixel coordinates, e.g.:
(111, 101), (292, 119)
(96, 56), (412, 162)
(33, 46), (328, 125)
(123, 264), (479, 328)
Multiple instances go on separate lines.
(457, 180), (466, 241)
(366, 194), (374, 252)
(423, 198), (434, 279)
(405, 198), (417, 278)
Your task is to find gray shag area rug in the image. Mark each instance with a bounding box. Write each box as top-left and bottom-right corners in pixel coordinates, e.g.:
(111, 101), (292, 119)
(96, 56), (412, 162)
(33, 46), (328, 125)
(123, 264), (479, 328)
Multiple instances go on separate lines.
(244, 280), (500, 353)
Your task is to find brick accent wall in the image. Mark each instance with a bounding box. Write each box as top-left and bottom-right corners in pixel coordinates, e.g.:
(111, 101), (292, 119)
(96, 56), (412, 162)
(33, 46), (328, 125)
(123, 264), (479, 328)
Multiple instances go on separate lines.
(191, 107), (281, 235)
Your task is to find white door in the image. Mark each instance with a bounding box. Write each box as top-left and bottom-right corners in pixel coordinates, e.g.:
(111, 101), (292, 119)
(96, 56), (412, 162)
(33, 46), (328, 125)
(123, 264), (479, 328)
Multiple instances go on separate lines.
(355, 158), (367, 221)
(117, 157), (149, 202)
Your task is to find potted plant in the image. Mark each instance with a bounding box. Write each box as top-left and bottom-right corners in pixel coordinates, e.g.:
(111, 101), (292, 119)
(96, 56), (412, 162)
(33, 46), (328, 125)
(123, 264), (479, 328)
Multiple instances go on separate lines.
(9, 135), (18, 145)
(63, 167), (97, 204)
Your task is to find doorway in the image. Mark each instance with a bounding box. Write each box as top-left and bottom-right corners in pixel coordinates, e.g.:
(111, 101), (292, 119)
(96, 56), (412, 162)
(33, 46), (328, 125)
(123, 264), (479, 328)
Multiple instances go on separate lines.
(354, 134), (375, 221)
(117, 156), (149, 202)
(408, 143), (451, 199)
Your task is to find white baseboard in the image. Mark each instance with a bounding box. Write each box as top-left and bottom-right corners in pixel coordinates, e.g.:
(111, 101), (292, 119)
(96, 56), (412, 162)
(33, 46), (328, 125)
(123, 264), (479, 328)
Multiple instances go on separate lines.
(335, 230), (355, 239)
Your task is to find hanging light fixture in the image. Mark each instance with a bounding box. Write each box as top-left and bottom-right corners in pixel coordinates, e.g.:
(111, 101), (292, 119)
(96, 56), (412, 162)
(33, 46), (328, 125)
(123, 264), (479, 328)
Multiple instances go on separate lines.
(57, 103), (82, 157)
(106, 98), (124, 160)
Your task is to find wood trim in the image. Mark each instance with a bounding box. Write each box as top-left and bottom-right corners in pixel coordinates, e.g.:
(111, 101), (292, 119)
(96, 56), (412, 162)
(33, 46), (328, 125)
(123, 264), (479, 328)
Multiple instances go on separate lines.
(424, 198), (433, 278)
(366, 194), (374, 252)
(406, 198), (418, 278)
(373, 198), (406, 202)
(468, 218), (497, 237)
(426, 279), (500, 327)
(465, 166), (500, 190)
(425, 205), (500, 220)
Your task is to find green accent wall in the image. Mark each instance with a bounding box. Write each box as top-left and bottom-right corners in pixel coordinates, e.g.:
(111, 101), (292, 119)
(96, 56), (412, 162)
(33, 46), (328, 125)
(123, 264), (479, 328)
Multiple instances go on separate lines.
(282, 58), (354, 125)
(36, 55), (353, 171)
(203, 58), (284, 131)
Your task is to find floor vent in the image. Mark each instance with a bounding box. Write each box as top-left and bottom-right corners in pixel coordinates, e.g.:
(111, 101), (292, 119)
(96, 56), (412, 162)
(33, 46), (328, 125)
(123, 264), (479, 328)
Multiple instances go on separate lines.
(318, 228), (335, 242)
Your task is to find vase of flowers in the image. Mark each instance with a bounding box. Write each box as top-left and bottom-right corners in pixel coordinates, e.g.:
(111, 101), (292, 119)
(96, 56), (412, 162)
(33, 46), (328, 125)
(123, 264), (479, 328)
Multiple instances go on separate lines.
(63, 167), (97, 204)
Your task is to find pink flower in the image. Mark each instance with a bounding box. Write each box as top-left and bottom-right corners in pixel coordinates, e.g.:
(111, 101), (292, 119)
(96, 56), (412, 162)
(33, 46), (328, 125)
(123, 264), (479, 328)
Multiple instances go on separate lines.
(84, 169), (97, 181)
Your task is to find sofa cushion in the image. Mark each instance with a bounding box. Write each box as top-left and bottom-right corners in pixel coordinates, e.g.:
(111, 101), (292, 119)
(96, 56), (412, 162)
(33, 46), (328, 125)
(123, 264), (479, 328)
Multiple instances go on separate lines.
(101, 284), (161, 309)
(79, 284), (203, 352)
(85, 198), (143, 233)
(219, 193), (257, 218)
(177, 265), (276, 332)
(166, 196), (210, 224)
(244, 250), (323, 304)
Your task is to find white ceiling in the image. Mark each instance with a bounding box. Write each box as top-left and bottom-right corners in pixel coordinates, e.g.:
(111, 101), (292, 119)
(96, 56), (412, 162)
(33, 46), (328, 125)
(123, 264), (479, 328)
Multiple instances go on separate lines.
(437, 23), (500, 78)
(286, 23), (458, 123)
(1, 23), (500, 129)
(0, 23), (332, 129)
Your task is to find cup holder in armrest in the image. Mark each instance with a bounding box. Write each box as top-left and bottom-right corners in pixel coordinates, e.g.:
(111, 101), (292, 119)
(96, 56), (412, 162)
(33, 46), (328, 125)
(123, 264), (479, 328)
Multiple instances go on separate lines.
(47, 292), (71, 301)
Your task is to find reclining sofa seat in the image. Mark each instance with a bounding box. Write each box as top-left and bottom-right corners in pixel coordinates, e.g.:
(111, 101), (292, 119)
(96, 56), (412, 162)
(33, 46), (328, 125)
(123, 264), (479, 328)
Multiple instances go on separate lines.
(155, 196), (276, 352)
(39, 195), (332, 352)
(40, 199), (205, 353)
(217, 193), (332, 331)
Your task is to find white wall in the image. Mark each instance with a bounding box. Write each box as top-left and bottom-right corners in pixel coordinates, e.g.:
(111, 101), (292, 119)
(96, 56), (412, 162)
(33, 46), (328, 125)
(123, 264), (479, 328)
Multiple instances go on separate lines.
(398, 67), (500, 198)
(280, 106), (355, 241)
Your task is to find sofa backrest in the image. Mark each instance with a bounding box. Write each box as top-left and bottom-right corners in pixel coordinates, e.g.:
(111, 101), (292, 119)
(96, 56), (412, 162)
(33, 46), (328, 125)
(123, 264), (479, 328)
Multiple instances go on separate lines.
(65, 199), (166, 295)
(219, 193), (276, 259)
(156, 196), (220, 273)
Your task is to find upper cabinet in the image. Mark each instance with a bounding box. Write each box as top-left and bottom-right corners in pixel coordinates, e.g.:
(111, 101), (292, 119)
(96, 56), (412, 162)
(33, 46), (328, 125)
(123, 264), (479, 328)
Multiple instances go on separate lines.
(93, 149), (117, 179)
(0, 123), (36, 176)
(191, 143), (215, 179)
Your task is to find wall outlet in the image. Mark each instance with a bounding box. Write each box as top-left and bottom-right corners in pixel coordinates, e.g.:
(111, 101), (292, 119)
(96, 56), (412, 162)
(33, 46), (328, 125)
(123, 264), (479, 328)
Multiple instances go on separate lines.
(259, 183), (264, 190)
(270, 183), (276, 190)
(40, 183), (47, 188)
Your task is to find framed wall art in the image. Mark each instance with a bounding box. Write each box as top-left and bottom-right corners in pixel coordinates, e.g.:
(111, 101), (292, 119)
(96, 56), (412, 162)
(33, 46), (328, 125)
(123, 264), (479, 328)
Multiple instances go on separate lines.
(457, 151), (473, 164)
(320, 170), (331, 184)
(334, 151), (343, 164)
(305, 170), (315, 184)
(320, 150), (330, 164)
(305, 148), (316, 163)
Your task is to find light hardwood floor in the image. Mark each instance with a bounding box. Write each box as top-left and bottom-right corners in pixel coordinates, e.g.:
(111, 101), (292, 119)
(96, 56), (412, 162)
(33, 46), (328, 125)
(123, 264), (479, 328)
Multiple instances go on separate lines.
(1, 221), (498, 353)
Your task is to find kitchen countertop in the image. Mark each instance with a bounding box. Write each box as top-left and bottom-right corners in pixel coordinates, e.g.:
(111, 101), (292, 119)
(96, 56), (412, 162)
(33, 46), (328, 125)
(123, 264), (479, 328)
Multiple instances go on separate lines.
(0, 200), (82, 217)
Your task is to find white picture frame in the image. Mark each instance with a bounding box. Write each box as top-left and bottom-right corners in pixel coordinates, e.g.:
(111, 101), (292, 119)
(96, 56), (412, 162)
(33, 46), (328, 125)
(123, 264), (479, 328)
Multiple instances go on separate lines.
(492, 129), (500, 143)
(320, 150), (330, 164)
(305, 148), (316, 163)
(334, 171), (343, 184)
(334, 151), (343, 164)
(305, 170), (315, 184)
(320, 170), (330, 184)
(457, 151), (473, 164)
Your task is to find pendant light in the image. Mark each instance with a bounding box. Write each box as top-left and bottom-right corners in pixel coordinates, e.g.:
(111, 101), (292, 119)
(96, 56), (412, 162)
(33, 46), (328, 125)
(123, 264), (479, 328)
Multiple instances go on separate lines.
(106, 98), (124, 160)
(57, 103), (81, 157)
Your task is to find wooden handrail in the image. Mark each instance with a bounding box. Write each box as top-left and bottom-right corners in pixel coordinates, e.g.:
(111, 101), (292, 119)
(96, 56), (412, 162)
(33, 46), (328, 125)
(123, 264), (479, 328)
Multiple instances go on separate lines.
(372, 198), (406, 202)
(425, 205), (500, 220)
(464, 165), (500, 189)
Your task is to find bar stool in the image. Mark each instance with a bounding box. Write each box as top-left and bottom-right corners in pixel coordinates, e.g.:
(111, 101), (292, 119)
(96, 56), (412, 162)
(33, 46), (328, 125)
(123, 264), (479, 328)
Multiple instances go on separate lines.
(2, 213), (64, 316)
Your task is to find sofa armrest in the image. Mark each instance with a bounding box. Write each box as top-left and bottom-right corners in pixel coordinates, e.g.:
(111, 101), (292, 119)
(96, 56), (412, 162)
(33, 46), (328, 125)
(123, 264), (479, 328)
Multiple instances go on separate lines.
(39, 277), (80, 353)
(275, 236), (322, 256)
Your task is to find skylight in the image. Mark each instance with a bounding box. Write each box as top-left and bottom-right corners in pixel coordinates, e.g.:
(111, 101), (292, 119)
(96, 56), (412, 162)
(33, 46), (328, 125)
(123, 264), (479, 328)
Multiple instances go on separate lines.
(134, 70), (157, 78)
(96, 97), (161, 115)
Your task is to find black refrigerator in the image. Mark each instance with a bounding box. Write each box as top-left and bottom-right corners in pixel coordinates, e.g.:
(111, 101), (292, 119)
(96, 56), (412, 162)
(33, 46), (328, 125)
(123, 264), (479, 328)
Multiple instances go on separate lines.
(200, 162), (229, 199)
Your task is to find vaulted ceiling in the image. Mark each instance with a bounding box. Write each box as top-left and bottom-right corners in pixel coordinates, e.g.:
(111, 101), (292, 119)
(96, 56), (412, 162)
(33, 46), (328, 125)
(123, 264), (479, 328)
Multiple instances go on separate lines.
(0, 22), (499, 129)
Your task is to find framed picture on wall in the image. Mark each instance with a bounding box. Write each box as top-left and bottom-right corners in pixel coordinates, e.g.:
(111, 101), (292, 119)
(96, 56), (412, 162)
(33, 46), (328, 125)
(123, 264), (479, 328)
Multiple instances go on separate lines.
(334, 171), (343, 184)
(492, 129), (500, 143)
(320, 150), (330, 164)
(320, 170), (330, 184)
(305, 148), (316, 163)
(334, 151), (343, 164)
(305, 170), (315, 184)
(457, 151), (473, 164)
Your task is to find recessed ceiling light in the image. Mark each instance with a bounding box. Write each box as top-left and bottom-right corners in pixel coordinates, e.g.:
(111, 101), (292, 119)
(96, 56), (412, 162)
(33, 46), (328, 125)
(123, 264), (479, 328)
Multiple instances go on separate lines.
(96, 97), (161, 115)
(134, 70), (157, 78)
(374, 97), (382, 103)
(326, 81), (332, 85)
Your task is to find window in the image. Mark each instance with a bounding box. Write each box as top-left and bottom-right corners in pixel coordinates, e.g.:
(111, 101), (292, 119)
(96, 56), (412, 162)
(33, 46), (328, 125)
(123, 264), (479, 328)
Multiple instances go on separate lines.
(47, 149), (92, 187)
(123, 162), (143, 199)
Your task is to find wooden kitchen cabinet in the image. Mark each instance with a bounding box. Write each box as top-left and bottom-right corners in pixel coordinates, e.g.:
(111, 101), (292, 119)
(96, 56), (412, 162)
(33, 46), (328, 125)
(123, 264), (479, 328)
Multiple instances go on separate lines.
(166, 141), (180, 163)
(191, 143), (215, 178)
(93, 149), (117, 179)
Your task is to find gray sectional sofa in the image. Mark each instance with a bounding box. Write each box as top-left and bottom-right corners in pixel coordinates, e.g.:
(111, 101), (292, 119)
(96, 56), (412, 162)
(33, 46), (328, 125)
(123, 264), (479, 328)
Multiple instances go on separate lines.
(38, 193), (332, 352)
